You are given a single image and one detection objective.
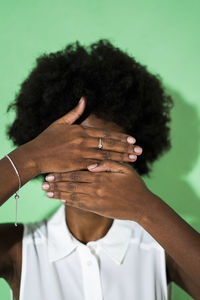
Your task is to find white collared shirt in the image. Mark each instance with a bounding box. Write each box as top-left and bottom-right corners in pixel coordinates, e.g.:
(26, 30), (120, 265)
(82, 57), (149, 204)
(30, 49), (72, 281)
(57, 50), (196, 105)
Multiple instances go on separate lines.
(10, 205), (172, 300)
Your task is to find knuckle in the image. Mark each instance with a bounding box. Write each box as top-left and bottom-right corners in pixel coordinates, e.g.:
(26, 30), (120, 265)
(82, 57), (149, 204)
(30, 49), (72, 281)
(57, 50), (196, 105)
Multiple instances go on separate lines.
(67, 183), (76, 192)
(96, 187), (103, 197)
(70, 192), (78, 201)
(70, 171), (80, 181)
(75, 137), (84, 145)
(75, 158), (84, 166)
(101, 150), (111, 159)
(128, 144), (134, 153)
(101, 151), (106, 159)
(103, 159), (109, 166)
(103, 130), (111, 137)
(53, 182), (58, 190)
(77, 201), (85, 209)
(124, 143), (130, 152)
(56, 191), (61, 199)
(47, 182), (54, 190)
(106, 138), (116, 147)
(56, 173), (63, 182)
(120, 152), (125, 161)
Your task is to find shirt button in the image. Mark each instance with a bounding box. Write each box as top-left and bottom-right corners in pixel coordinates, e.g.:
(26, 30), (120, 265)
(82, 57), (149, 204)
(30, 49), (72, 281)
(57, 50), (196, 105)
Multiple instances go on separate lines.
(87, 260), (93, 266)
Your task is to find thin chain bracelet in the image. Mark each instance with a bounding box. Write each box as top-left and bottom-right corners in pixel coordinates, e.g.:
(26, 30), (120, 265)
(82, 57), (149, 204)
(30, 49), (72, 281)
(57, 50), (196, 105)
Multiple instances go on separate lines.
(5, 154), (22, 227)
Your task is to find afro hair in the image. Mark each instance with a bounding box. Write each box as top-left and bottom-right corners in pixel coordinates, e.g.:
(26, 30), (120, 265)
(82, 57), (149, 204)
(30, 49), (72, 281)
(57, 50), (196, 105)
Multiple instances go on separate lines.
(6, 39), (173, 179)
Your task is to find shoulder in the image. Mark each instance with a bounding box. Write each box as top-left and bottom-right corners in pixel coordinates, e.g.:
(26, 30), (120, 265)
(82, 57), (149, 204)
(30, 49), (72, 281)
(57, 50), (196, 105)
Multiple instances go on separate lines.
(128, 220), (165, 250)
(0, 207), (59, 281)
(125, 220), (171, 284)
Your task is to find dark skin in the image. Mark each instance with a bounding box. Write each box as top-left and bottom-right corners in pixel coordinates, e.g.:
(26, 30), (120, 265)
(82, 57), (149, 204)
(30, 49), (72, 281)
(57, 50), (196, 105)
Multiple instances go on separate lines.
(61, 114), (125, 244)
(1, 97), (200, 299)
(0, 97), (142, 300)
(43, 108), (200, 298)
(44, 156), (200, 299)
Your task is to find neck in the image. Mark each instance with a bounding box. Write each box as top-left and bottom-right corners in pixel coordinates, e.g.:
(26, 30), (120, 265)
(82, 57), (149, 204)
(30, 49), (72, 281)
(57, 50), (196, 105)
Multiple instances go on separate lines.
(65, 206), (113, 244)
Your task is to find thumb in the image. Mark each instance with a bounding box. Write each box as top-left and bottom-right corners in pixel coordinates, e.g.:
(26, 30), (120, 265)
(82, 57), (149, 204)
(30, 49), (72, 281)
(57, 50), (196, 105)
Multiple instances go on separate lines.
(87, 160), (128, 173)
(56, 96), (86, 125)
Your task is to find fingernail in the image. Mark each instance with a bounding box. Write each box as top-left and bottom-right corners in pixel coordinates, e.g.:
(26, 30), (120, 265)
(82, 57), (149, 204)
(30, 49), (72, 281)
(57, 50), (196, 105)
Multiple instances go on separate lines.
(46, 192), (54, 197)
(79, 97), (84, 104)
(127, 136), (136, 144)
(134, 146), (143, 154)
(88, 163), (98, 170)
(129, 154), (137, 160)
(60, 199), (66, 203)
(45, 175), (55, 181)
(42, 183), (50, 190)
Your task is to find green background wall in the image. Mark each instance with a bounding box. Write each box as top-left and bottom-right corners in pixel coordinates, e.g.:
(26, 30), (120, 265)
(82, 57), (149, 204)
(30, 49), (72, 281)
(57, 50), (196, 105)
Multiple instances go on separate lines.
(0, 1), (200, 299)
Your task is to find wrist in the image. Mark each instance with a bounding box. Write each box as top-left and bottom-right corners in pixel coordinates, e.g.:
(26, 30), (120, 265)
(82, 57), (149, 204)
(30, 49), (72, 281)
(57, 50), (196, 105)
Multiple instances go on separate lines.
(8, 141), (40, 185)
(130, 190), (161, 225)
(138, 192), (163, 226)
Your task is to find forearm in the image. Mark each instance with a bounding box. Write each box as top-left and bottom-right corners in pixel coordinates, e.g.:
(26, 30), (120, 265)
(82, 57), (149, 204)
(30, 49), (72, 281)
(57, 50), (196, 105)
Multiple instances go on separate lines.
(137, 194), (200, 288)
(0, 141), (39, 206)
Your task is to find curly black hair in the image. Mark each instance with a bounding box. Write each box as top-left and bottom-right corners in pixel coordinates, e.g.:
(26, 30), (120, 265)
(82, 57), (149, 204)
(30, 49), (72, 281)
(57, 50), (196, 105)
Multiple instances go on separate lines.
(6, 39), (173, 178)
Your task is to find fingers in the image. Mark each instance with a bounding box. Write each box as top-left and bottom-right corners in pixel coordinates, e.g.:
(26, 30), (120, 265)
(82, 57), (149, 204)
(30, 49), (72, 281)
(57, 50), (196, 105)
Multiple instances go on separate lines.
(84, 137), (142, 155)
(84, 127), (136, 144)
(83, 148), (138, 162)
(45, 171), (99, 183)
(87, 160), (130, 173)
(42, 181), (95, 194)
(56, 96), (86, 125)
(45, 190), (93, 211)
(42, 172), (103, 213)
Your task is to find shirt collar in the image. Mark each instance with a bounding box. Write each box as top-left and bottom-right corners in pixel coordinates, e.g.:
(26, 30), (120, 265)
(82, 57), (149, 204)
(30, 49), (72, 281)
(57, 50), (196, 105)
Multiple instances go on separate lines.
(47, 205), (133, 265)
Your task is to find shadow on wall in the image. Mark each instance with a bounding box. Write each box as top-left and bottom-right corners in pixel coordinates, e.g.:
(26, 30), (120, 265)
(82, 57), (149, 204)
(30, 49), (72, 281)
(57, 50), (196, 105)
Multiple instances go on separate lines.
(145, 86), (200, 231)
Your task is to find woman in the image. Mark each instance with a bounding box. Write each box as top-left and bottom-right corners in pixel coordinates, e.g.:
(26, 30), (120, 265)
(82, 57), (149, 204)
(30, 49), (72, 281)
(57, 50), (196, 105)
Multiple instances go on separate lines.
(1, 40), (200, 300)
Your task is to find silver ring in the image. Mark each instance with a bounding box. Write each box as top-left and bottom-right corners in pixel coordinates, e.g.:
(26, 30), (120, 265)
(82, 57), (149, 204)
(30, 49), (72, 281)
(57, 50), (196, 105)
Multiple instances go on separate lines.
(98, 138), (103, 149)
